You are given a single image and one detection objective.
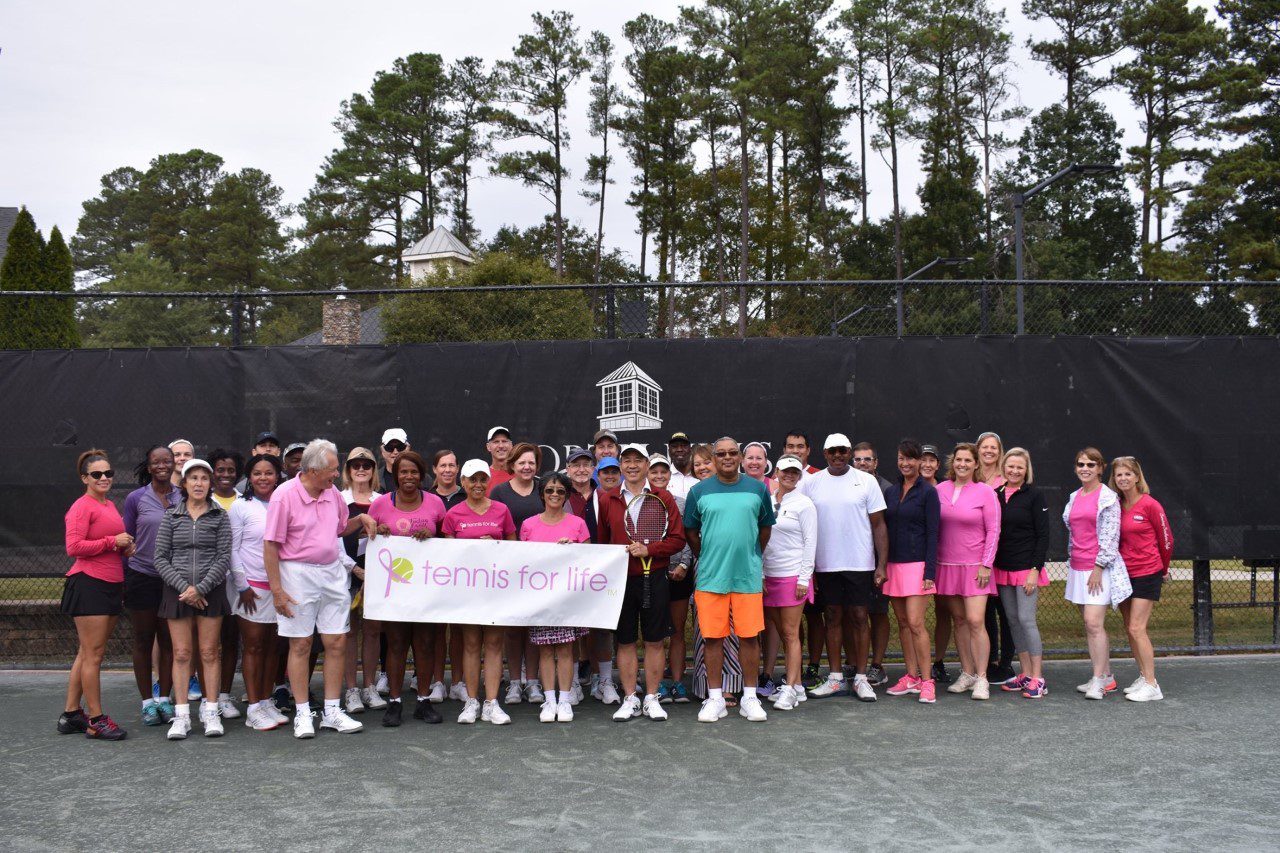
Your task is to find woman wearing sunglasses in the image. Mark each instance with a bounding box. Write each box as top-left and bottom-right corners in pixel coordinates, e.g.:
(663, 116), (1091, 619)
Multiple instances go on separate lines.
(520, 473), (592, 722)
(1063, 447), (1121, 700)
(59, 449), (133, 740)
(340, 447), (385, 715)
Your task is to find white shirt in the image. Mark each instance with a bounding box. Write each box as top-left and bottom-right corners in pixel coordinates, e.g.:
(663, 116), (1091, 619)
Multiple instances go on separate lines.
(762, 489), (817, 583)
(799, 467), (887, 572)
(229, 497), (269, 590)
(664, 469), (697, 500)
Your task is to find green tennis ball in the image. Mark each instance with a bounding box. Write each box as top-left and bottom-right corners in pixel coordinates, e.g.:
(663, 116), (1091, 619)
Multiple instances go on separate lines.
(391, 557), (414, 583)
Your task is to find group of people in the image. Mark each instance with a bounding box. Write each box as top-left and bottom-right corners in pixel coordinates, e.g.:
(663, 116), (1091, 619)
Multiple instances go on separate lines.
(57, 425), (1174, 741)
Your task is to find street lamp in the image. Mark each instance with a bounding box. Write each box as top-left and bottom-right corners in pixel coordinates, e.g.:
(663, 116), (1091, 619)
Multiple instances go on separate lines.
(898, 256), (972, 336)
(1012, 163), (1122, 333)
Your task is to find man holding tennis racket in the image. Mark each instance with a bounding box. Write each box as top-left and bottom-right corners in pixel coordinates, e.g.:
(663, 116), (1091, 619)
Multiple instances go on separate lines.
(596, 445), (686, 722)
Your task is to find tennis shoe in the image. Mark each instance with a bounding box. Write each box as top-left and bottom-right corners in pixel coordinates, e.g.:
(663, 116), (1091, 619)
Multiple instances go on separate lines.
(426, 681), (447, 703)
(200, 701), (224, 736)
(141, 702), (163, 726)
(293, 710), (316, 739)
(1124, 676), (1147, 694)
(739, 694), (767, 721)
(85, 714), (127, 740)
(540, 700), (557, 723)
(886, 674), (921, 696)
(697, 696), (728, 722)
(481, 700), (511, 725)
(809, 673), (846, 697)
(918, 679), (937, 704)
(216, 695), (240, 719)
(504, 681), (523, 705)
(557, 701), (574, 722)
(1077, 674), (1117, 694)
(613, 694), (642, 721)
(1126, 681), (1163, 702)
(57, 708), (89, 735)
(526, 680), (545, 704)
(167, 715), (191, 741)
(457, 698), (479, 724)
(643, 694), (668, 720)
(344, 687), (365, 715)
(321, 707), (363, 733)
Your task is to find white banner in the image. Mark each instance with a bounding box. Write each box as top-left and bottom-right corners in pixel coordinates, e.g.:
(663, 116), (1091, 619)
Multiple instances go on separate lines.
(363, 536), (629, 629)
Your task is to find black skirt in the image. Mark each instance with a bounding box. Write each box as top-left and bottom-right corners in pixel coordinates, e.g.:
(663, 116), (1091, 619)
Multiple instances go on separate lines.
(123, 570), (165, 612)
(158, 582), (230, 620)
(60, 572), (124, 617)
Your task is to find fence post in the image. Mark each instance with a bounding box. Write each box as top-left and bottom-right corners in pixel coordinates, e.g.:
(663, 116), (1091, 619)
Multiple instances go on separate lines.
(605, 285), (616, 340)
(1192, 559), (1214, 653)
(231, 295), (243, 347)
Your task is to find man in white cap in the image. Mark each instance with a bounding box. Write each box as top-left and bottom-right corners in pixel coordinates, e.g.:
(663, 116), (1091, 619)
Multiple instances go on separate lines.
(798, 433), (888, 702)
(264, 439), (378, 738)
(379, 428), (410, 494)
(485, 426), (513, 493)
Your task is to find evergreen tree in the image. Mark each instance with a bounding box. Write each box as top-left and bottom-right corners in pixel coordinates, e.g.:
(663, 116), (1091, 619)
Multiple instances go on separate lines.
(582, 31), (621, 284)
(36, 226), (81, 348)
(492, 11), (590, 279)
(443, 56), (496, 248)
(0, 207), (47, 348)
(1022, 0), (1124, 113)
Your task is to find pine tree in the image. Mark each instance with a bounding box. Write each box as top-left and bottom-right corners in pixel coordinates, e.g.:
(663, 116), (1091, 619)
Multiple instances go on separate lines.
(0, 207), (48, 349)
(443, 56), (496, 249)
(582, 31), (621, 284)
(37, 226), (81, 348)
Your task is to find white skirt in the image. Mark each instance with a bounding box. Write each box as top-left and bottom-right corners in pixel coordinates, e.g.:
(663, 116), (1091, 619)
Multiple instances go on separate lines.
(1065, 567), (1111, 606)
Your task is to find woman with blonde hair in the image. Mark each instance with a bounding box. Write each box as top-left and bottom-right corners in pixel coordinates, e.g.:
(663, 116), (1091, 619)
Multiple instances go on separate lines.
(1064, 447), (1122, 700)
(993, 448), (1051, 698)
(976, 431), (1015, 683)
(1110, 456), (1173, 702)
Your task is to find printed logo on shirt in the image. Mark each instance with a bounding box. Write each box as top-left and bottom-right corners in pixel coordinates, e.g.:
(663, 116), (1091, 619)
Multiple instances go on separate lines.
(1134, 515), (1144, 522)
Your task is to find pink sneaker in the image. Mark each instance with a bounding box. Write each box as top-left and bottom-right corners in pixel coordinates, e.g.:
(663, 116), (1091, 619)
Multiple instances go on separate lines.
(918, 679), (936, 704)
(1022, 678), (1047, 699)
(886, 674), (921, 696)
(1000, 674), (1029, 692)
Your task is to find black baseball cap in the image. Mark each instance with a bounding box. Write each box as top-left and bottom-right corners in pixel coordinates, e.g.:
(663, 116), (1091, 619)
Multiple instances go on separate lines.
(566, 447), (594, 464)
(668, 431), (691, 444)
(254, 431), (280, 446)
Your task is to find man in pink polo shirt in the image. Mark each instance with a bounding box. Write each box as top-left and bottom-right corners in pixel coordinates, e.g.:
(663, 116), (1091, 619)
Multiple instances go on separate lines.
(264, 439), (377, 738)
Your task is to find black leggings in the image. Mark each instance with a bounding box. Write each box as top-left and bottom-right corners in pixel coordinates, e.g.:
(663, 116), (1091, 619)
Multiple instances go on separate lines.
(985, 596), (1015, 666)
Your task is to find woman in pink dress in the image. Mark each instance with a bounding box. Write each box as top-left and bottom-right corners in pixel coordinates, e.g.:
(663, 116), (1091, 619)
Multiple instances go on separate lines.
(935, 443), (1000, 700)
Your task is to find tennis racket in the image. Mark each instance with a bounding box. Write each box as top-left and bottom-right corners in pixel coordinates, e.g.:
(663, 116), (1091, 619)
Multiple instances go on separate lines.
(624, 492), (670, 608)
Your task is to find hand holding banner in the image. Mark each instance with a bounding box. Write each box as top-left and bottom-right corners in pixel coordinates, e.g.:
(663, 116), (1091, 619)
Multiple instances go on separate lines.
(364, 536), (629, 629)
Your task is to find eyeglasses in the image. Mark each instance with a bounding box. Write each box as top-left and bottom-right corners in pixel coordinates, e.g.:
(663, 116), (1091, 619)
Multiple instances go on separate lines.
(853, 457), (875, 464)
(543, 487), (567, 496)
(713, 451), (739, 458)
(348, 460), (374, 471)
(383, 442), (406, 453)
(87, 470), (115, 480)
(1076, 461), (1098, 468)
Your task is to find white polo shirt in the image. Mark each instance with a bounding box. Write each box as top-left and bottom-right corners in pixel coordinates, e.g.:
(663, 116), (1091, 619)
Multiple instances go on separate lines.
(799, 467), (886, 572)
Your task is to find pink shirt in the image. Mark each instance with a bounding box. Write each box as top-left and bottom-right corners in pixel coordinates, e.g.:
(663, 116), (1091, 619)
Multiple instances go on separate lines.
(369, 491), (447, 537)
(1068, 487), (1101, 570)
(520, 513), (590, 544)
(65, 494), (126, 583)
(264, 477), (350, 565)
(936, 480), (1000, 567)
(1120, 494), (1173, 577)
(442, 501), (516, 540)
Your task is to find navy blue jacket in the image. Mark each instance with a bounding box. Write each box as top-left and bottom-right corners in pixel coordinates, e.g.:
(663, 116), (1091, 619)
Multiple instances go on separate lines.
(884, 478), (940, 581)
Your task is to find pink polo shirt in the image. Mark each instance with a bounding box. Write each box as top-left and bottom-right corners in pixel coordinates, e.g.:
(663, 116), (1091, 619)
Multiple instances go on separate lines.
(264, 477), (349, 565)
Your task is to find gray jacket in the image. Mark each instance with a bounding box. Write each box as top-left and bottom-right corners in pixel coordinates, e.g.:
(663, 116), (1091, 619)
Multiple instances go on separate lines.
(154, 500), (231, 596)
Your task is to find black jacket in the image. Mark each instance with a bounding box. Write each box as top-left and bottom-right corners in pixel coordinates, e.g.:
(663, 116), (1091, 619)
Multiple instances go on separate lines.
(993, 483), (1050, 571)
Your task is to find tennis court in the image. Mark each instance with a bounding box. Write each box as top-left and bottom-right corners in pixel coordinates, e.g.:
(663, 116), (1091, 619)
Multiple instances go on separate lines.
(1, 655), (1275, 851)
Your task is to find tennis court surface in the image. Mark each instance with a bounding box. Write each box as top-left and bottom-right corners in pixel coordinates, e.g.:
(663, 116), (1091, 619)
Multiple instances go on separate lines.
(2, 655), (1275, 851)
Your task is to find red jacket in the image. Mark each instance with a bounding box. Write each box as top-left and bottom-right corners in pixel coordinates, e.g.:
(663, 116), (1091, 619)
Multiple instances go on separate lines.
(596, 485), (686, 576)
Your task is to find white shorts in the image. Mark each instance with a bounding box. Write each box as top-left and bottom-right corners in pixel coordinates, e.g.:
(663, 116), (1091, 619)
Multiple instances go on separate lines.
(232, 586), (278, 625)
(276, 559), (350, 637)
(1065, 567), (1111, 606)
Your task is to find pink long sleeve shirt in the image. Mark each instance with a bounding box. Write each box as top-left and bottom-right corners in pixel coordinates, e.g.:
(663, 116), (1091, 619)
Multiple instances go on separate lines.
(935, 480), (1000, 568)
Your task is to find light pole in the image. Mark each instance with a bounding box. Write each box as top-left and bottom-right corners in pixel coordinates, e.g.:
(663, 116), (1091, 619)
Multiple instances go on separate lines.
(1012, 163), (1121, 333)
(899, 256), (972, 336)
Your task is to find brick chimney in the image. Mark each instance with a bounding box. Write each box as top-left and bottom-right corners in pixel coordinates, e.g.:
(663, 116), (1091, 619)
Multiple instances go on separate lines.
(322, 298), (360, 345)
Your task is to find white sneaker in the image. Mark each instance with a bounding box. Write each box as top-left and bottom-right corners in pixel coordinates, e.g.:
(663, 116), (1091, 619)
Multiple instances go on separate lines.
(947, 672), (978, 694)
(852, 675), (877, 702)
(643, 694), (668, 720)
(361, 686), (387, 710)
(216, 695), (241, 719)
(598, 681), (621, 705)
(320, 707), (364, 733)
(1126, 681), (1164, 702)
(739, 694), (768, 721)
(374, 671), (389, 696)
(1077, 674), (1113, 693)
(245, 706), (277, 731)
(772, 685), (798, 710)
(971, 677), (990, 700)
(265, 702), (289, 725)
(294, 710), (316, 739)
(526, 680), (545, 704)
(613, 693), (642, 721)
(556, 701), (574, 722)
(426, 681), (446, 703)
(1083, 677), (1106, 700)
(344, 687), (365, 715)
(697, 696), (728, 723)
(808, 673), (845, 697)
(539, 700), (557, 723)
(166, 714), (191, 740)
(504, 682), (524, 704)
(457, 698), (480, 724)
(482, 700), (511, 725)
(1123, 675), (1148, 694)
(568, 681), (583, 706)
(792, 684), (807, 703)
(449, 682), (470, 703)
(200, 702), (224, 737)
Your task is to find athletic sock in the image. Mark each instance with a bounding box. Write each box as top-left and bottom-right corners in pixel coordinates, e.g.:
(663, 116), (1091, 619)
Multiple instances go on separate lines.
(548, 690), (559, 705)
(323, 698), (340, 714)
(599, 662), (613, 680)
(142, 698), (155, 711)
(296, 701), (311, 714)
(175, 703), (190, 719)
(742, 686), (757, 698)
(217, 692), (231, 702)
(709, 688), (724, 701)
(389, 697), (401, 704)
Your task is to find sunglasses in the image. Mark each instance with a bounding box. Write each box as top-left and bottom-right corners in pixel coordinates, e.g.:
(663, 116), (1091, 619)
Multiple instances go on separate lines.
(348, 460), (374, 471)
(384, 442), (407, 453)
(1076, 461), (1098, 468)
(714, 451), (739, 458)
(87, 469), (115, 480)
(543, 487), (567, 496)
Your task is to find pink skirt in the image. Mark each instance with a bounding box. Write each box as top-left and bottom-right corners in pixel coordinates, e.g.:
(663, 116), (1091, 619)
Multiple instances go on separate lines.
(994, 567), (1050, 587)
(762, 575), (815, 608)
(935, 563), (995, 597)
(884, 561), (934, 598)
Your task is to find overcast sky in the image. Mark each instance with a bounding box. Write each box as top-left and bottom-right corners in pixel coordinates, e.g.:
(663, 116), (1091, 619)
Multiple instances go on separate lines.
(1, 0), (1151, 271)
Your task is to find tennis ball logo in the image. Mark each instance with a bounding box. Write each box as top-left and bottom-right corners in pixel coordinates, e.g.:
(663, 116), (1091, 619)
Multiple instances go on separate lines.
(391, 557), (414, 583)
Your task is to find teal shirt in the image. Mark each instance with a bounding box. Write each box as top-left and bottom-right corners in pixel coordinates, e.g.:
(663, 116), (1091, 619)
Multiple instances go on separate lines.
(683, 476), (776, 594)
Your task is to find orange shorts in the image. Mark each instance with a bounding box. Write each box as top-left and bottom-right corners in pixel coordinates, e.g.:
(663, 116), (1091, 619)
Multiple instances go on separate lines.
(694, 590), (765, 639)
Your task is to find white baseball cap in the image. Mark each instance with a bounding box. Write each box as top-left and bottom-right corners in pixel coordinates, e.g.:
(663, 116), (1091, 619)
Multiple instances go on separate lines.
(824, 433), (852, 450)
(381, 428), (408, 446)
(460, 459), (491, 479)
(776, 455), (804, 472)
(487, 426), (511, 441)
(619, 443), (649, 460)
(181, 459), (213, 478)
(648, 453), (671, 468)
